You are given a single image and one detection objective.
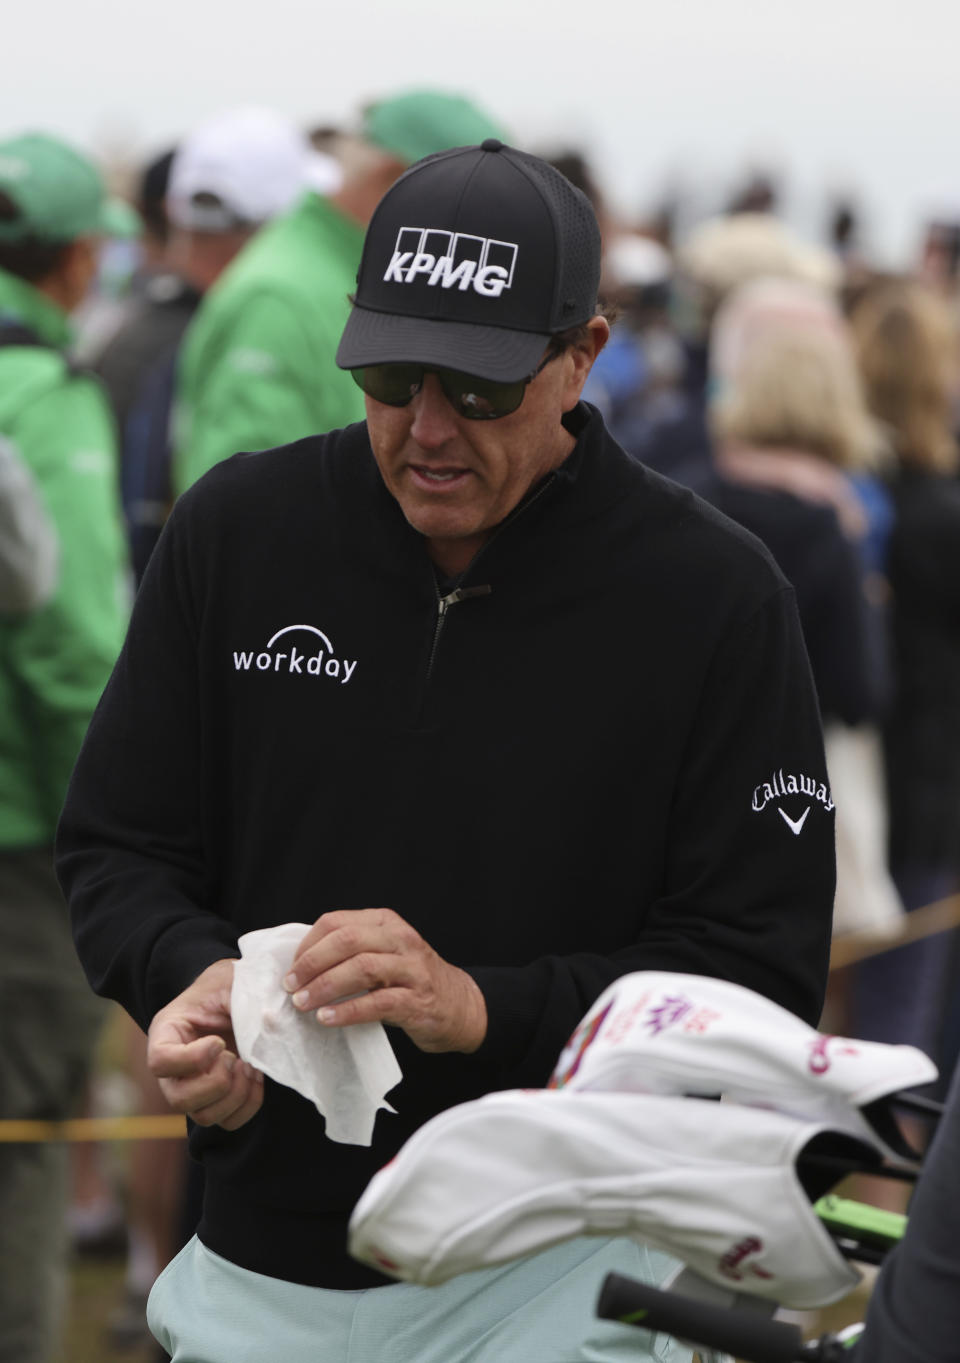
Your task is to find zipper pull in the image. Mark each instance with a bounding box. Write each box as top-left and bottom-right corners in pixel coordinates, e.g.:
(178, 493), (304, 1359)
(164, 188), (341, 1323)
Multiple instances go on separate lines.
(437, 584), (492, 618)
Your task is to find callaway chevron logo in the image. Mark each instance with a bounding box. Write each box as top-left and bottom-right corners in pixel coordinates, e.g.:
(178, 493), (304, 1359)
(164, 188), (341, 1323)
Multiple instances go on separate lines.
(751, 768), (833, 837)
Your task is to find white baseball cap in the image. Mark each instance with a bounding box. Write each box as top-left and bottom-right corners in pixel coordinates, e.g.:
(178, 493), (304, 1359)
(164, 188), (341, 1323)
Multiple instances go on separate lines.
(549, 971), (936, 1162)
(348, 1088), (868, 1309)
(167, 106), (342, 232)
(607, 233), (673, 288)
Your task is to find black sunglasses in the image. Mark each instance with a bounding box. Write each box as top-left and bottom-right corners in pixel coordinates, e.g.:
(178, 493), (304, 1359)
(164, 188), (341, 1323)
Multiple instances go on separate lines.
(350, 351), (559, 421)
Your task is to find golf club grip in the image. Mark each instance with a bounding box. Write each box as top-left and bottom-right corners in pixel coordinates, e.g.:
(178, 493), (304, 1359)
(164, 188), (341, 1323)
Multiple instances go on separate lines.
(597, 1273), (805, 1363)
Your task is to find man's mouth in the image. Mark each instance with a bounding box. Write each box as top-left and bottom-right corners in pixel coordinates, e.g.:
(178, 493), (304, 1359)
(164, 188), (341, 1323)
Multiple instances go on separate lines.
(409, 465), (471, 489)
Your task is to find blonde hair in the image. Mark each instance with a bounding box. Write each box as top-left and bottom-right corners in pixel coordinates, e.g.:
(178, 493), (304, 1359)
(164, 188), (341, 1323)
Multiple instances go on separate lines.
(710, 278), (877, 470)
(850, 282), (960, 475)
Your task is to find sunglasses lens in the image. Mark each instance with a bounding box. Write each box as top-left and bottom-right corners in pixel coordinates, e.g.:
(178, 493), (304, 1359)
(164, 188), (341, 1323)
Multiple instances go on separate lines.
(350, 364), (531, 419)
(439, 371), (527, 420)
(351, 365), (423, 406)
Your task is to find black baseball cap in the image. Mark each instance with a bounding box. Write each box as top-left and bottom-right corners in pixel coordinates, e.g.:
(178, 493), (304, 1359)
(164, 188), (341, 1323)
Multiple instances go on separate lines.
(335, 139), (602, 383)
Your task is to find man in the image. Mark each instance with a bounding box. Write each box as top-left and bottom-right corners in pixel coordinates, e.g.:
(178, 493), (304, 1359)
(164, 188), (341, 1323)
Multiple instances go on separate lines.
(171, 89), (504, 494)
(0, 132), (131, 1363)
(58, 143), (834, 1363)
(98, 108), (338, 582)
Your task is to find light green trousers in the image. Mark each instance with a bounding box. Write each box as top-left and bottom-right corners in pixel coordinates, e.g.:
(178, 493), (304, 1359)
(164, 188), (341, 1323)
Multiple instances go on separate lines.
(148, 1234), (692, 1363)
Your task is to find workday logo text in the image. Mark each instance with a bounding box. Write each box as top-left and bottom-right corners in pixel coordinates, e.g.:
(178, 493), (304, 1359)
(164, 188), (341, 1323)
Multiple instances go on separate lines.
(233, 624), (357, 685)
(383, 227), (519, 297)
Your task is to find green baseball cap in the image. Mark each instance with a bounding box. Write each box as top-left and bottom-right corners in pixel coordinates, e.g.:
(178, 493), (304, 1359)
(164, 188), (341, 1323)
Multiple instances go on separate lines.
(0, 133), (140, 244)
(361, 90), (507, 165)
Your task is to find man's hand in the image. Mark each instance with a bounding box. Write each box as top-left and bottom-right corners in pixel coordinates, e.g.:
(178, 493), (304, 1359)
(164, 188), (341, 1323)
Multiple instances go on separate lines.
(283, 909), (487, 1054)
(147, 958), (264, 1129)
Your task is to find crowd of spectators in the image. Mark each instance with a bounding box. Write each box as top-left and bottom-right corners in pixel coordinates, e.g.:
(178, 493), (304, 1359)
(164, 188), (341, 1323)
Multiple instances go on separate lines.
(3, 91), (960, 1361)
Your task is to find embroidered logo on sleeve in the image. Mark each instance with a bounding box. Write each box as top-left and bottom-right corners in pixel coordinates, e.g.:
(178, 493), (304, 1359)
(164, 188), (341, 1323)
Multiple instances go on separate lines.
(778, 807), (810, 836)
(751, 768), (833, 835)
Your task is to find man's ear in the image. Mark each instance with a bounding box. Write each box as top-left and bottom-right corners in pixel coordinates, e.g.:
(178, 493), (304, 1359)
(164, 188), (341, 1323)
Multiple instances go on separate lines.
(561, 315), (610, 411)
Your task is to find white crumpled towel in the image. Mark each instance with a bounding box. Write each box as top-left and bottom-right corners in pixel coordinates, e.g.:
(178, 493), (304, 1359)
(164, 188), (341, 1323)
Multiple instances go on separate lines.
(230, 923), (402, 1145)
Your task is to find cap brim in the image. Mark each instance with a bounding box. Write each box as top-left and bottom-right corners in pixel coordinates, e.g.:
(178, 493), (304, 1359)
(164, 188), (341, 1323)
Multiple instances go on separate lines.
(336, 305), (552, 383)
(99, 197), (142, 240)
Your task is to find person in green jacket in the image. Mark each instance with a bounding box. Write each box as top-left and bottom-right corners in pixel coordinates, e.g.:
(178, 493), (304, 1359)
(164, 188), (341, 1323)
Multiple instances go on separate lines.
(173, 90), (505, 495)
(0, 132), (133, 1363)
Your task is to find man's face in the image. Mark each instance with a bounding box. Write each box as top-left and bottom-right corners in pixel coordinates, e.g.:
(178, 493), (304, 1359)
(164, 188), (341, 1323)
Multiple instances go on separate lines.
(365, 317), (607, 576)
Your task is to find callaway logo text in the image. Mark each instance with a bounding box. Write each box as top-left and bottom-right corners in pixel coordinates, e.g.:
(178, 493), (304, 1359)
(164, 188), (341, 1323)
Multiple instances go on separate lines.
(383, 227), (518, 297)
(233, 624), (357, 685)
(752, 767), (833, 837)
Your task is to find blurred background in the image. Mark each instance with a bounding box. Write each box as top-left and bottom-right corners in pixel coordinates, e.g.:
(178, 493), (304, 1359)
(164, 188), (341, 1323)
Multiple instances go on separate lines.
(5, 0), (960, 268)
(5, 2), (960, 1359)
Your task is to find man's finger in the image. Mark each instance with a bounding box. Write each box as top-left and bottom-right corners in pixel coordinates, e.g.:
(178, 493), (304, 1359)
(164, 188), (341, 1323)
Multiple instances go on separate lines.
(313, 965), (486, 1054)
(288, 925), (378, 985)
(217, 1074), (266, 1131)
(190, 1065), (264, 1129)
(158, 1050), (240, 1116)
(290, 952), (415, 1012)
(314, 985), (408, 1031)
(148, 1034), (225, 1079)
(288, 909), (401, 982)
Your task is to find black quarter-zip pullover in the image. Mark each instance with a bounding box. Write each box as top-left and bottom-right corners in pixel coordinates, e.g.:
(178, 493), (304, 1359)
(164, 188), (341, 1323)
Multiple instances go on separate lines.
(58, 403), (835, 1287)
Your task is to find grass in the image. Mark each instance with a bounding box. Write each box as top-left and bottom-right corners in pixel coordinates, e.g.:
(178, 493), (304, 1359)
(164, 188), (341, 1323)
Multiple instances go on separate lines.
(65, 1006), (167, 1363)
(67, 1253), (158, 1363)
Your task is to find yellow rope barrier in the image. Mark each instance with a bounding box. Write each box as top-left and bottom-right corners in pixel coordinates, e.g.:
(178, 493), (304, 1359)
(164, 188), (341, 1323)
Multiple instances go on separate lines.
(830, 892), (960, 971)
(0, 1114), (186, 1144)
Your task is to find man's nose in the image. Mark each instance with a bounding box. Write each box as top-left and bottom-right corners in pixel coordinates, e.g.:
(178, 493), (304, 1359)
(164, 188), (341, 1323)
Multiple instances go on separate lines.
(409, 373), (460, 449)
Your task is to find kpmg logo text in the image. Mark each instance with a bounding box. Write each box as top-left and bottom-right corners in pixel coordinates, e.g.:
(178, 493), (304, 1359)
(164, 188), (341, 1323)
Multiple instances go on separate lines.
(383, 227), (519, 297)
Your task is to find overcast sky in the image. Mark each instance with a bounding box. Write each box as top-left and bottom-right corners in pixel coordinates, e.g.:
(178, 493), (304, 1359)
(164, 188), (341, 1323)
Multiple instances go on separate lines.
(6, 0), (958, 263)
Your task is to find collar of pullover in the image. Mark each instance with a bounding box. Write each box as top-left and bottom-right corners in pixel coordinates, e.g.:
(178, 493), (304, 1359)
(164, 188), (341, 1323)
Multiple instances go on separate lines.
(352, 400), (642, 589)
(365, 399), (635, 531)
